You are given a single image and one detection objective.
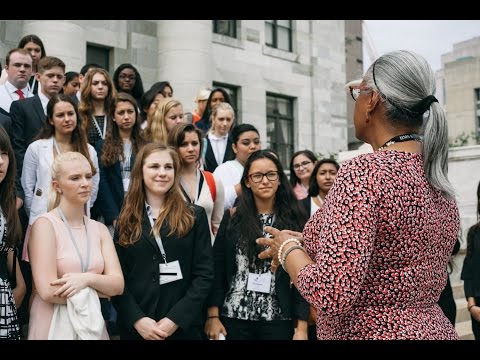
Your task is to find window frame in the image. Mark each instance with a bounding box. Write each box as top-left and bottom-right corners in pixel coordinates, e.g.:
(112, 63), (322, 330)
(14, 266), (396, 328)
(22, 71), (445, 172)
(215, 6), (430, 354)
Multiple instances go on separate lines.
(265, 20), (292, 52)
(213, 20), (237, 38)
(266, 93), (295, 169)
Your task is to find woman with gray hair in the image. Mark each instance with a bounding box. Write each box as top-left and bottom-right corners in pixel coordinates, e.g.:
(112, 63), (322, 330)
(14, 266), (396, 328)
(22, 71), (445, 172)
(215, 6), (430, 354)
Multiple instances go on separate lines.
(257, 50), (459, 339)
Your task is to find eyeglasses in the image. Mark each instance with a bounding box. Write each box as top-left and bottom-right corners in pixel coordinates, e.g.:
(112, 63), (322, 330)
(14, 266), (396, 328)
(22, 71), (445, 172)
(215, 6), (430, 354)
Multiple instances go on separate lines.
(293, 160), (312, 170)
(248, 171), (279, 183)
(349, 85), (371, 101)
(119, 74), (136, 81)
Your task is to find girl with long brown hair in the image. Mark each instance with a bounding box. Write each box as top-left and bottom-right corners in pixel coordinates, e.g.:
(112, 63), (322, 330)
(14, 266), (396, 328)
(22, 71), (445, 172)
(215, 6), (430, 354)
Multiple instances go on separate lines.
(78, 67), (116, 146)
(112, 143), (213, 340)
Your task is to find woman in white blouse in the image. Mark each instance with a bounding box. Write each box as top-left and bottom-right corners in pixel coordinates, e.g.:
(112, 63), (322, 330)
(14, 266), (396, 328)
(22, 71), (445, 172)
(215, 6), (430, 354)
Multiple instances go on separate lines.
(213, 124), (261, 210)
(202, 102), (235, 173)
(21, 94), (99, 260)
(168, 123), (224, 244)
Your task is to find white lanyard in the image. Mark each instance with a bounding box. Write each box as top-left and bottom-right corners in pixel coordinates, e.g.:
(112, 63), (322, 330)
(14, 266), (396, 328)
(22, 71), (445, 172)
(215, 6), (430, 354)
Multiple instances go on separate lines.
(30, 76), (37, 93)
(145, 203), (167, 264)
(57, 208), (91, 273)
(53, 138), (63, 155)
(0, 209), (5, 240)
(121, 143), (132, 173)
(92, 115), (107, 139)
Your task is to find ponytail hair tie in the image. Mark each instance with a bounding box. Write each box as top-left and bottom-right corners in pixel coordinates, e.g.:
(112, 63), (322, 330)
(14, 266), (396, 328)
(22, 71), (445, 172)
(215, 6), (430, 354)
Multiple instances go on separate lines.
(411, 95), (438, 115)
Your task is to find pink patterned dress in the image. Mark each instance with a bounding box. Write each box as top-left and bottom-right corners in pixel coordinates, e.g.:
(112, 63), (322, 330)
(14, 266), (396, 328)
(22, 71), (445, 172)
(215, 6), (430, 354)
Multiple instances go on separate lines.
(298, 151), (459, 339)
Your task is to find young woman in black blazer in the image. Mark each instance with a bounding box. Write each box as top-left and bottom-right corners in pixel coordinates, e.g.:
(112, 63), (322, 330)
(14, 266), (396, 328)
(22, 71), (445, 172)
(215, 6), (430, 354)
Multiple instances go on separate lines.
(112, 143), (214, 340)
(205, 149), (310, 340)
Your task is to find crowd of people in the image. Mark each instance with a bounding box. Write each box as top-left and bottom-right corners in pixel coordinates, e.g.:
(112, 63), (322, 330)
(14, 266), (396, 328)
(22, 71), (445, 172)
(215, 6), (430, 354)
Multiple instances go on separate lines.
(0, 33), (476, 341)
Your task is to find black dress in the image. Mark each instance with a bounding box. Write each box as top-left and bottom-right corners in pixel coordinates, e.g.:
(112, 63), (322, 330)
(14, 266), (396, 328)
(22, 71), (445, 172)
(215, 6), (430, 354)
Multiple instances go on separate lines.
(0, 211), (21, 339)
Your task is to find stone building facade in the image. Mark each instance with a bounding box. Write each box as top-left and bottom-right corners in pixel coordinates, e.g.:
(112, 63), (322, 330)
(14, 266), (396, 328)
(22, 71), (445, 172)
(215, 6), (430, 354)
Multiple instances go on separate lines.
(0, 20), (350, 167)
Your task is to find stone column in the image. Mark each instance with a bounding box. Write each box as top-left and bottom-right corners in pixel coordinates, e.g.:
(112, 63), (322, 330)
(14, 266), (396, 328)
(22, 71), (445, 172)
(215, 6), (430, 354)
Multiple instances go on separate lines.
(156, 20), (213, 112)
(23, 20), (86, 73)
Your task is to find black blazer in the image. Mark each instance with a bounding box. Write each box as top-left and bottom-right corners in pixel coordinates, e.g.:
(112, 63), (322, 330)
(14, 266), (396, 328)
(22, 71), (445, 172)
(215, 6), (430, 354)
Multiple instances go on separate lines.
(461, 225), (480, 298)
(207, 209), (309, 321)
(10, 95), (46, 198)
(94, 140), (135, 225)
(203, 137), (233, 173)
(0, 107), (11, 138)
(112, 205), (214, 340)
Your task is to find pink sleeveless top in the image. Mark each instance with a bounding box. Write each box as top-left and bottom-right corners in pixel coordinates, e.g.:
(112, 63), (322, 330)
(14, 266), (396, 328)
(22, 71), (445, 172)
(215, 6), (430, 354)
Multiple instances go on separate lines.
(27, 211), (109, 340)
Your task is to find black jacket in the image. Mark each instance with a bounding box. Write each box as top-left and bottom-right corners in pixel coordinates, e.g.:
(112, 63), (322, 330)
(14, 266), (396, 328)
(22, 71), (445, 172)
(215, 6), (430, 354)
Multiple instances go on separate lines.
(10, 95), (46, 199)
(207, 209), (309, 321)
(461, 225), (480, 298)
(203, 137), (233, 173)
(112, 205), (214, 339)
(95, 140), (135, 225)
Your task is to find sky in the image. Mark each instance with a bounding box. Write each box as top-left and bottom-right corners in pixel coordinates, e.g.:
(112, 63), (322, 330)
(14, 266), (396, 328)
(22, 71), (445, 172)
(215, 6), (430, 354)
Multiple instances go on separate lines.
(363, 20), (480, 73)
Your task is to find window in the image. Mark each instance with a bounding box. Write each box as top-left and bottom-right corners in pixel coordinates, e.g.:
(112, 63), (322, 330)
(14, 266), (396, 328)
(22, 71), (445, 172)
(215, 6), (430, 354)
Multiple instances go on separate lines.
(266, 94), (294, 169)
(213, 82), (241, 123)
(475, 88), (480, 133)
(86, 44), (110, 72)
(213, 20), (237, 38)
(265, 20), (292, 52)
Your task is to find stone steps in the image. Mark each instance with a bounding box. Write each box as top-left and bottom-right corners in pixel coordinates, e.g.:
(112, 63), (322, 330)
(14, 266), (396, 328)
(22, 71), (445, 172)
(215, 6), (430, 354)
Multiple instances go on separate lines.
(452, 283), (474, 340)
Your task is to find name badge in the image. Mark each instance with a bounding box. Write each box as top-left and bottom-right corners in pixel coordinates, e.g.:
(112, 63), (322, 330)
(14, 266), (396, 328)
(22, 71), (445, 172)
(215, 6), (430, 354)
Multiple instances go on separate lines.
(247, 272), (272, 293)
(122, 178), (130, 192)
(159, 260), (183, 285)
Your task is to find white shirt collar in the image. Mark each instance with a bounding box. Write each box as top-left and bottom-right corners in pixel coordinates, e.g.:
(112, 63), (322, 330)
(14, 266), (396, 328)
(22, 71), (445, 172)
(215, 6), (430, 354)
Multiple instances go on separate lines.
(5, 80), (29, 98)
(38, 91), (50, 115)
(208, 132), (228, 141)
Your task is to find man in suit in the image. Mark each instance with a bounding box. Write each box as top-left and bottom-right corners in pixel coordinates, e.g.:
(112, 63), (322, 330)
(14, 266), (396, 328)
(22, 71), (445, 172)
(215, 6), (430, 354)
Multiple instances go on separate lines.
(10, 55), (66, 204)
(0, 107), (12, 136)
(0, 48), (33, 113)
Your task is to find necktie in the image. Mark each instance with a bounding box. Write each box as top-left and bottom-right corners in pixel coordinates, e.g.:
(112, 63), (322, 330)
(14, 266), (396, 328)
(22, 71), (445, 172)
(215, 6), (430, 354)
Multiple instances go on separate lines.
(15, 89), (25, 99)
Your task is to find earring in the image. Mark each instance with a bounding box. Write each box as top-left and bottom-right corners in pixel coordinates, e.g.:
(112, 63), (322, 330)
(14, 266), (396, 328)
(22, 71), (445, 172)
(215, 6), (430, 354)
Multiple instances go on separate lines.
(366, 112), (371, 120)
(58, 189), (62, 194)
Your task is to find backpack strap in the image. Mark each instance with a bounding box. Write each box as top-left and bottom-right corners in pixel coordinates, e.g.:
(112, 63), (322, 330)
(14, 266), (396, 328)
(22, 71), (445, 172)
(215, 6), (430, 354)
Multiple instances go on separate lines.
(202, 170), (216, 203)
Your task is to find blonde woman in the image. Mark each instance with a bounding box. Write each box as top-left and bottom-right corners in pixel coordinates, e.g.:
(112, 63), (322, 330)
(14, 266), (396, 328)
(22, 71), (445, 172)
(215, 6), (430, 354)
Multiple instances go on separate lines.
(27, 152), (124, 339)
(203, 102), (235, 173)
(144, 98), (184, 144)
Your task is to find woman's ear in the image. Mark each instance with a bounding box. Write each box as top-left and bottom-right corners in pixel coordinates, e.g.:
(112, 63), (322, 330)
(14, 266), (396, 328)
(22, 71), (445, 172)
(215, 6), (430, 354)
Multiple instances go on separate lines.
(52, 180), (61, 193)
(232, 143), (238, 155)
(367, 90), (382, 114)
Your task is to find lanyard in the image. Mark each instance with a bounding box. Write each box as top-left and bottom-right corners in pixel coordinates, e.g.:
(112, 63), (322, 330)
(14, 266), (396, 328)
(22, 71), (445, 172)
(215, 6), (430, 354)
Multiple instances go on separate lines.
(92, 115), (107, 139)
(53, 138), (64, 155)
(121, 143), (132, 174)
(145, 203), (167, 264)
(57, 208), (91, 273)
(29, 76), (37, 93)
(0, 208), (5, 240)
(180, 168), (201, 203)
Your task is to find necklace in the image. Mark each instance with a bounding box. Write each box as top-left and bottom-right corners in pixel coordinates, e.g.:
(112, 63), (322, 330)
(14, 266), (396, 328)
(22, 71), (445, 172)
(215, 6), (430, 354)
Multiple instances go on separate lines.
(378, 133), (422, 151)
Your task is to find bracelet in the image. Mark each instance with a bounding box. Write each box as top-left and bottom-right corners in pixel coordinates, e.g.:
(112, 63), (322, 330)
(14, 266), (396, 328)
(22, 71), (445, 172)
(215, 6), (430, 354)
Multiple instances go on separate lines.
(281, 245), (306, 272)
(277, 238), (301, 264)
(468, 305), (477, 312)
(208, 316), (220, 319)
